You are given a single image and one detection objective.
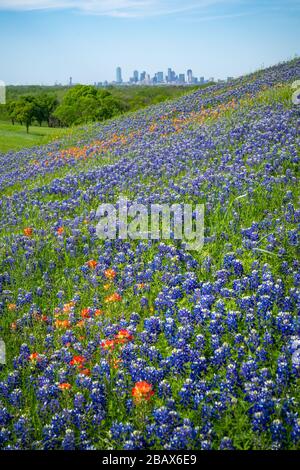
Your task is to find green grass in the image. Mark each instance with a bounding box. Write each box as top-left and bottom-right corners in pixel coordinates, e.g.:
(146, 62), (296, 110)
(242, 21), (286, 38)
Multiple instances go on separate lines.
(0, 121), (70, 153)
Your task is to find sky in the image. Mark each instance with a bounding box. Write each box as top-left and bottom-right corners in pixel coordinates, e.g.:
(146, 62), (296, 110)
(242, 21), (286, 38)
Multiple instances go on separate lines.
(0, 0), (299, 85)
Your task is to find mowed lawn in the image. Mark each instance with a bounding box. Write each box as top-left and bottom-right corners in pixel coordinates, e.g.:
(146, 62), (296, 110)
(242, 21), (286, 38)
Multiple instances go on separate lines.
(0, 121), (69, 153)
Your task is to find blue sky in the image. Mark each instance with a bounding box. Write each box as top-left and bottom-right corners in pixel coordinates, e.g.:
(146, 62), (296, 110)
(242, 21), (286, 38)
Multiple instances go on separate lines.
(0, 0), (299, 85)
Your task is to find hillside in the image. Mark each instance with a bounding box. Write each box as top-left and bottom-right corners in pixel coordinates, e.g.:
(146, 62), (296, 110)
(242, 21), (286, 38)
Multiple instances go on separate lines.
(0, 58), (299, 450)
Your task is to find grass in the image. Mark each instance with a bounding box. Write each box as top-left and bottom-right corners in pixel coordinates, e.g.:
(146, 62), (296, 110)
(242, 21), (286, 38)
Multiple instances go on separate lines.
(0, 121), (70, 153)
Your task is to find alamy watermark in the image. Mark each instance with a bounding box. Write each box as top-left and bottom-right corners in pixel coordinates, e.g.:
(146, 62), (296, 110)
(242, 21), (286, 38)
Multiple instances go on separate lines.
(0, 80), (6, 104)
(0, 338), (6, 365)
(292, 80), (300, 105)
(96, 196), (204, 251)
(291, 337), (300, 371)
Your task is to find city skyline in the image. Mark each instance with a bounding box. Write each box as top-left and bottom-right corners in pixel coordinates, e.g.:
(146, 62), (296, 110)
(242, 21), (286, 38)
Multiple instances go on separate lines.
(42, 66), (217, 88)
(0, 1), (299, 85)
(58, 66), (216, 88)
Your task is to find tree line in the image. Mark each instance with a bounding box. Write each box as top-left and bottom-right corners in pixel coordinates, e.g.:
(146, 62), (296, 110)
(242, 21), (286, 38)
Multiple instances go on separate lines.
(4, 83), (209, 133)
(6, 85), (127, 133)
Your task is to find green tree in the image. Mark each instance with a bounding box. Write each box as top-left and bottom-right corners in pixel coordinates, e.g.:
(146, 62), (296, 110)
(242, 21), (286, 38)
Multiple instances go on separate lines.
(16, 101), (36, 133)
(7, 101), (18, 125)
(53, 85), (127, 126)
(35, 93), (58, 126)
(96, 95), (127, 121)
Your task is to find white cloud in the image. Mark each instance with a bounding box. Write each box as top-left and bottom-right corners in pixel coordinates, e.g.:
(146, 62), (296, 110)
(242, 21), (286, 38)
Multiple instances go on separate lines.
(0, 0), (238, 18)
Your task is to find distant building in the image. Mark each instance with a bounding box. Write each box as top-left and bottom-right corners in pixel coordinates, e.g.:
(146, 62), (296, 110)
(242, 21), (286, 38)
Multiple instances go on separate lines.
(187, 69), (193, 84)
(133, 70), (139, 83)
(156, 71), (164, 83)
(69, 76), (73, 86)
(167, 68), (177, 83)
(199, 76), (205, 84)
(227, 76), (234, 82)
(140, 71), (146, 82)
(178, 73), (185, 83)
(116, 67), (122, 83)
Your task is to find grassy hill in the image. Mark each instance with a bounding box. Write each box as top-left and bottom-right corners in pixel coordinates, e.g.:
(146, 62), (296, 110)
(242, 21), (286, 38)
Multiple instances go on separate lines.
(0, 58), (299, 450)
(0, 84), (208, 153)
(0, 121), (71, 153)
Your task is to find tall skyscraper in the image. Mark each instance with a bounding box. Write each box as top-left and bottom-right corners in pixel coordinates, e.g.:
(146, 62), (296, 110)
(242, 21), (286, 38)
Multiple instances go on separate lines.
(140, 71), (146, 82)
(133, 70), (139, 83)
(156, 72), (164, 83)
(178, 73), (185, 83)
(69, 76), (73, 86)
(116, 67), (122, 83)
(187, 69), (193, 84)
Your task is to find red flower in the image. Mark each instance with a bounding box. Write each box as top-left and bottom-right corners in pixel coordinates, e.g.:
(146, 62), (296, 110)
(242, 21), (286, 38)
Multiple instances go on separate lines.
(101, 339), (115, 351)
(115, 329), (133, 344)
(81, 308), (91, 319)
(58, 382), (72, 390)
(78, 367), (91, 376)
(29, 352), (40, 362)
(70, 355), (85, 366)
(95, 309), (104, 317)
(87, 260), (98, 270)
(132, 381), (154, 404)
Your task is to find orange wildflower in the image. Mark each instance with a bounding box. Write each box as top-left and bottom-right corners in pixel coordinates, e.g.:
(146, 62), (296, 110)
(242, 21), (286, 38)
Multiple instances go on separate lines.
(23, 227), (33, 237)
(78, 367), (91, 376)
(104, 292), (122, 303)
(29, 352), (40, 362)
(101, 339), (115, 351)
(95, 309), (104, 317)
(63, 302), (75, 313)
(132, 381), (154, 404)
(103, 283), (111, 291)
(54, 319), (71, 329)
(57, 227), (64, 235)
(70, 355), (85, 366)
(87, 259), (98, 270)
(58, 382), (72, 391)
(104, 268), (116, 280)
(115, 329), (133, 344)
(110, 358), (122, 370)
(81, 308), (91, 319)
(8, 303), (16, 311)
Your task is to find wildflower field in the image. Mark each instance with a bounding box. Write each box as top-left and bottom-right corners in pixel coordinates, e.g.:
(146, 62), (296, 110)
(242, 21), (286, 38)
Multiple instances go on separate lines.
(0, 59), (299, 450)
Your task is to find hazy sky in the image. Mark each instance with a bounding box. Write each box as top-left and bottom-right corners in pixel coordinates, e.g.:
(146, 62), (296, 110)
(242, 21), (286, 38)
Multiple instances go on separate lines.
(0, 0), (299, 85)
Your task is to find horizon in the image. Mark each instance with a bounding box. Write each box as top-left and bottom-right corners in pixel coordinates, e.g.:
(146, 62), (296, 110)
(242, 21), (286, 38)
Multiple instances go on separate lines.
(3, 57), (299, 87)
(0, 0), (300, 85)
